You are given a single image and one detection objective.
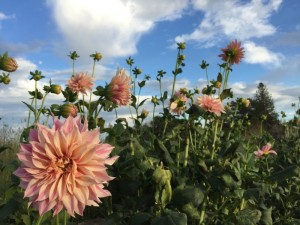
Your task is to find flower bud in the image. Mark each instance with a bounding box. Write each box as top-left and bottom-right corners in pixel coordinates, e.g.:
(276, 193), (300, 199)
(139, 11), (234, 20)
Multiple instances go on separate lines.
(50, 84), (62, 95)
(177, 42), (186, 50)
(241, 98), (250, 107)
(2, 75), (11, 84)
(140, 109), (149, 119)
(261, 115), (267, 121)
(0, 52), (18, 72)
(178, 54), (185, 61)
(90, 52), (102, 61)
(60, 103), (78, 118)
(151, 96), (158, 104)
(215, 81), (222, 89)
(179, 88), (188, 95)
(201, 87), (208, 95)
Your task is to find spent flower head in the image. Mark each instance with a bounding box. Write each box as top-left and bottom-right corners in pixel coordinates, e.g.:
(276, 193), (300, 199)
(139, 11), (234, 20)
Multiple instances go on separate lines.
(170, 91), (188, 115)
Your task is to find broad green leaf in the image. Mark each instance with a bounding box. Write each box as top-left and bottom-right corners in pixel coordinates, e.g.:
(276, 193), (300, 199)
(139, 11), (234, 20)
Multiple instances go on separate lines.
(235, 209), (261, 225)
(268, 165), (299, 183)
(130, 212), (152, 225)
(261, 207), (272, 225)
(151, 210), (187, 225)
(172, 185), (204, 208)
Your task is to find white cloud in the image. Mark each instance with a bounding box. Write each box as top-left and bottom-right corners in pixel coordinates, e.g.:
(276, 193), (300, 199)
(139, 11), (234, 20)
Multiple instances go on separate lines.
(176, 0), (282, 45)
(243, 41), (284, 66)
(46, 0), (189, 59)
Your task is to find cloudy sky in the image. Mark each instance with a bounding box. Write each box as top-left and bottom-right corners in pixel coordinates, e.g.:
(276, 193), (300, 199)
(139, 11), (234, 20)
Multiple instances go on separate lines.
(0, 0), (299, 126)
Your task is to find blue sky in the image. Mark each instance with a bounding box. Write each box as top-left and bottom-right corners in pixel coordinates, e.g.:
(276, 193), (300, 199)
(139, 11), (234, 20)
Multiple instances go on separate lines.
(0, 0), (299, 125)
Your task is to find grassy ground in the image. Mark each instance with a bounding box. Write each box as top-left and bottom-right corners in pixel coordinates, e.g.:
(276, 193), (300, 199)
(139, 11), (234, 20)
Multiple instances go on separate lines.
(0, 124), (21, 194)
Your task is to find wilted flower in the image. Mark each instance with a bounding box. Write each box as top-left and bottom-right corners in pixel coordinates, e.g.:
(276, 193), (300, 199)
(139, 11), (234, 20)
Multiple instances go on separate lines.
(60, 103), (78, 118)
(67, 72), (94, 95)
(14, 116), (118, 216)
(219, 40), (244, 65)
(170, 91), (188, 115)
(0, 52), (18, 72)
(254, 143), (277, 158)
(107, 69), (131, 106)
(197, 95), (225, 116)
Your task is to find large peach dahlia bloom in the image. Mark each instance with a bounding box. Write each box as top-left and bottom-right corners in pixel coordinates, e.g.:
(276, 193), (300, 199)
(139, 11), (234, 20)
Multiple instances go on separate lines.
(197, 95), (225, 116)
(14, 116), (118, 216)
(107, 69), (131, 106)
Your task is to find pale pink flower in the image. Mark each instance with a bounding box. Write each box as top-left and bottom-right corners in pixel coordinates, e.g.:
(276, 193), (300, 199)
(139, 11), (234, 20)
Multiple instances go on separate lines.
(14, 116), (118, 217)
(254, 143), (277, 159)
(197, 95), (225, 116)
(67, 72), (94, 94)
(219, 40), (245, 65)
(107, 69), (131, 106)
(170, 91), (188, 115)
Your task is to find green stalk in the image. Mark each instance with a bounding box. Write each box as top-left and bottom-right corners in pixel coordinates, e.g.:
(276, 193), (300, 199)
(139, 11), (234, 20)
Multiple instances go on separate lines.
(35, 215), (44, 225)
(64, 210), (67, 225)
(88, 59), (96, 113)
(26, 98), (34, 128)
(35, 92), (49, 124)
(211, 119), (219, 161)
(183, 136), (190, 167)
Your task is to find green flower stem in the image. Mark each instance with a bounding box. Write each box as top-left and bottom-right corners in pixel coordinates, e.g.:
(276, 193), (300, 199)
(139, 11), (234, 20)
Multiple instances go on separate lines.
(205, 67), (209, 86)
(56, 213), (60, 225)
(64, 210), (67, 225)
(211, 119), (219, 161)
(260, 121), (263, 136)
(159, 79), (165, 109)
(240, 197), (245, 210)
(226, 104), (238, 140)
(34, 80), (38, 122)
(36, 214), (44, 225)
(183, 136), (190, 167)
(35, 92), (49, 124)
(26, 98), (34, 128)
(88, 59), (96, 113)
(170, 50), (181, 98)
(199, 186), (211, 224)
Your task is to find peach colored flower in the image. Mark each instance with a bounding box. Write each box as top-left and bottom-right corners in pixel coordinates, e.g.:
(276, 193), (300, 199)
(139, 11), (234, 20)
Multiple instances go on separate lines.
(219, 40), (245, 65)
(67, 72), (94, 95)
(107, 69), (131, 106)
(14, 116), (118, 217)
(197, 95), (225, 116)
(170, 91), (188, 115)
(254, 143), (277, 159)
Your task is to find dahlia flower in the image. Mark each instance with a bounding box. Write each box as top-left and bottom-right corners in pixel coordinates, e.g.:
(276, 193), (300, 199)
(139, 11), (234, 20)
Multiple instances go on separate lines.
(14, 116), (118, 217)
(219, 40), (244, 65)
(107, 69), (131, 106)
(197, 95), (225, 116)
(170, 91), (188, 115)
(67, 72), (94, 95)
(254, 143), (277, 159)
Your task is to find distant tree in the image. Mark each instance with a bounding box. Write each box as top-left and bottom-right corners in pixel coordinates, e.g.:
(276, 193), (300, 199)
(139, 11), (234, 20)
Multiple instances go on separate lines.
(249, 82), (282, 136)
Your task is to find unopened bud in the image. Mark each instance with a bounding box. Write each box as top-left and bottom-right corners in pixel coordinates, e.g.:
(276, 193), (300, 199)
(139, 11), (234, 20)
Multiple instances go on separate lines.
(215, 81), (222, 89)
(60, 103), (78, 118)
(2, 75), (11, 84)
(241, 98), (250, 107)
(90, 52), (102, 61)
(0, 52), (18, 72)
(151, 96), (158, 104)
(50, 84), (62, 95)
(140, 109), (149, 119)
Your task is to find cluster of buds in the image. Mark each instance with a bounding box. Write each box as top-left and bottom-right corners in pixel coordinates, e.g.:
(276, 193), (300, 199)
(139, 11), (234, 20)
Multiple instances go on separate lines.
(0, 52), (18, 73)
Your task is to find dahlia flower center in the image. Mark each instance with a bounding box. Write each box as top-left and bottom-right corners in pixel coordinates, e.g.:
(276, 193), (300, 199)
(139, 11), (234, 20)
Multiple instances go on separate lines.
(52, 156), (73, 173)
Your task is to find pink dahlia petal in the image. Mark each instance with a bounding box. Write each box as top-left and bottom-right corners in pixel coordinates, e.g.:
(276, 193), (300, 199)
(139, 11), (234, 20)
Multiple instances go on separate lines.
(107, 69), (131, 106)
(14, 116), (117, 217)
(197, 95), (225, 116)
(67, 72), (94, 95)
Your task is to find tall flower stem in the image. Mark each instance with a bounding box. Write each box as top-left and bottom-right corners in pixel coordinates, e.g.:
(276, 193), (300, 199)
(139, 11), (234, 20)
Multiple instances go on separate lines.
(34, 80), (38, 124)
(36, 215), (44, 225)
(88, 59), (96, 113)
(211, 119), (219, 161)
(64, 210), (67, 225)
(183, 135), (190, 167)
(35, 92), (49, 124)
(26, 98), (34, 128)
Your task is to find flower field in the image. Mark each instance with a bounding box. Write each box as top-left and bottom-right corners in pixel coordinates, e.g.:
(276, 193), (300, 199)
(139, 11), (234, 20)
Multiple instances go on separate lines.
(0, 41), (300, 225)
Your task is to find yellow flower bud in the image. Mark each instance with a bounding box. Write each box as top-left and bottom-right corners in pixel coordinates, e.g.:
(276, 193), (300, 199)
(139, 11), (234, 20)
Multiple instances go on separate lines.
(0, 53), (18, 72)
(50, 84), (62, 95)
(60, 103), (78, 118)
